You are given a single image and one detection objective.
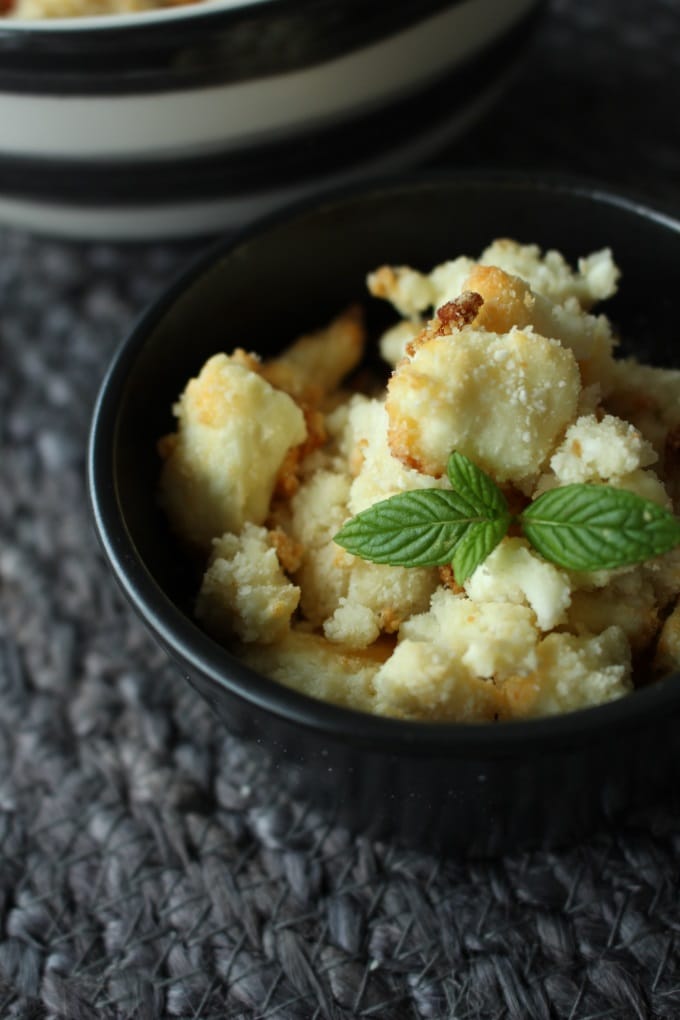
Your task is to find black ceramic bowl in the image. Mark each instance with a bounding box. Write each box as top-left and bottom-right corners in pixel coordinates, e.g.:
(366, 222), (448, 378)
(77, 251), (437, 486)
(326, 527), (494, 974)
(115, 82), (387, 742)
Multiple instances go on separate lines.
(88, 173), (680, 856)
(0, 0), (542, 239)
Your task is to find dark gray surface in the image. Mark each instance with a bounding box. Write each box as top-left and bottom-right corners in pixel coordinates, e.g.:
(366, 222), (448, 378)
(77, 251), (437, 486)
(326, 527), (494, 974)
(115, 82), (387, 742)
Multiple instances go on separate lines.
(2, 1), (680, 1017)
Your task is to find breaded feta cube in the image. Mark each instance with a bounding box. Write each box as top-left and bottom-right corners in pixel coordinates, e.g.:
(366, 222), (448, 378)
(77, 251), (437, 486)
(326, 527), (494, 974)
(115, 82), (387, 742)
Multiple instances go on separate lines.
(604, 359), (680, 462)
(323, 558), (438, 647)
(379, 318), (423, 367)
(260, 307), (365, 405)
(566, 569), (659, 654)
(374, 640), (503, 721)
(477, 239), (619, 308)
(367, 258), (474, 318)
(287, 469), (353, 626)
(196, 523), (300, 644)
(368, 241), (618, 319)
(159, 354), (306, 549)
(465, 537), (571, 631)
(386, 326), (580, 485)
(237, 630), (384, 712)
(286, 438), (439, 639)
(373, 590), (538, 720)
(461, 266), (616, 387)
(548, 414), (658, 483)
(396, 589), (539, 679)
(339, 395), (448, 516)
(501, 627), (632, 719)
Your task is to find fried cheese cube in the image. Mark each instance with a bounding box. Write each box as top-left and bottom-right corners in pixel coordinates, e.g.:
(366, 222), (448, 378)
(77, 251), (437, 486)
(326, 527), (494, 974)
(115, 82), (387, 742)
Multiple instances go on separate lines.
(373, 591), (538, 720)
(367, 258), (474, 318)
(477, 240), (619, 308)
(461, 265), (616, 387)
(500, 627), (632, 719)
(386, 326), (580, 485)
(322, 558), (439, 647)
(286, 468), (353, 626)
(286, 449), (438, 640)
(566, 569), (660, 655)
(465, 537), (571, 632)
(603, 359), (680, 464)
(548, 414), (658, 483)
(237, 630), (384, 713)
(158, 354), (307, 549)
(339, 395), (449, 516)
(260, 307), (365, 405)
(195, 523), (300, 644)
(373, 641), (504, 721)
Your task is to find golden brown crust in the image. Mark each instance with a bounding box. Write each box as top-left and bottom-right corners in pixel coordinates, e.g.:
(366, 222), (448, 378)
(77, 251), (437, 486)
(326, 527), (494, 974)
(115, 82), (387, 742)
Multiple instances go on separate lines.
(435, 291), (484, 332)
(462, 265), (535, 333)
(273, 404), (327, 499)
(268, 527), (304, 575)
(366, 266), (400, 301)
(404, 291), (483, 357)
(438, 565), (465, 594)
(261, 306), (365, 407)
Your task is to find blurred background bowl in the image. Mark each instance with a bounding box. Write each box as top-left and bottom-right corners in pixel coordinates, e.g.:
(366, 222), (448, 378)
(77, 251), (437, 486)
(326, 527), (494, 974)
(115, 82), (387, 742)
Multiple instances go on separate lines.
(0, 0), (543, 240)
(88, 172), (680, 855)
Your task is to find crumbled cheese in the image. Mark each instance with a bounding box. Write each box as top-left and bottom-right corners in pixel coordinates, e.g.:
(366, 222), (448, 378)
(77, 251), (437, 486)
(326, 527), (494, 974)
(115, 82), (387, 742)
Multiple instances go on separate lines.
(324, 599), (380, 648)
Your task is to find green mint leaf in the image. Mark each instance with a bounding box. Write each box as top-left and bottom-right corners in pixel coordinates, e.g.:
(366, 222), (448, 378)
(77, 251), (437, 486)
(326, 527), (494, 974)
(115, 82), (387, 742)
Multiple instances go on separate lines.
(520, 484), (680, 571)
(447, 450), (509, 518)
(451, 516), (511, 584)
(335, 488), (495, 567)
(334, 451), (511, 570)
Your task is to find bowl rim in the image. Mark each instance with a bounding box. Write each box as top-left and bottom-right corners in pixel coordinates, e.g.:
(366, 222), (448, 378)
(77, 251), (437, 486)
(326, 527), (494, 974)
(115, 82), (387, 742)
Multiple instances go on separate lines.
(88, 168), (680, 757)
(0, 0), (510, 37)
(1, 0), (275, 33)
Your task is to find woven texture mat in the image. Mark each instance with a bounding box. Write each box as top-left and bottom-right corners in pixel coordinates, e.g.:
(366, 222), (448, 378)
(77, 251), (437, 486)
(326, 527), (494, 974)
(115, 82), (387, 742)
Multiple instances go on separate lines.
(2, 2), (680, 1017)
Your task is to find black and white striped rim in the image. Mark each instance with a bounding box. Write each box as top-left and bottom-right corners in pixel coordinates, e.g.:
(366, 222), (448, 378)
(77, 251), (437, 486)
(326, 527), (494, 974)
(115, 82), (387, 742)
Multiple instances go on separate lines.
(0, 85), (512, 239)
(0, 0), (470, 94)
(0, 5), (541, 202)
(0, 0), (544, 238)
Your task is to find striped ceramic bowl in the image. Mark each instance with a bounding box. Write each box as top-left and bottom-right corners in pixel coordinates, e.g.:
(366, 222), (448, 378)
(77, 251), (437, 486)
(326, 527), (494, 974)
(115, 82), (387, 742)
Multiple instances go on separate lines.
(0, 0), (543, 239)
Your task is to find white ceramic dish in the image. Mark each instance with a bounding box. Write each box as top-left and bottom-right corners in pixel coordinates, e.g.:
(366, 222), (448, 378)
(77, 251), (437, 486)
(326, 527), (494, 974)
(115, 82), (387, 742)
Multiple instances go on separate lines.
(0, 0), (543, 239)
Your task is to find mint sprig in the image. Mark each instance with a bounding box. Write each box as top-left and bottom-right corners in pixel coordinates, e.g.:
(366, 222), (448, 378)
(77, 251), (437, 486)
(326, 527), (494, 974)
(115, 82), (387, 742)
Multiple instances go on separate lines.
(520, 484), (680, 571)
(334, 452), (680, 583)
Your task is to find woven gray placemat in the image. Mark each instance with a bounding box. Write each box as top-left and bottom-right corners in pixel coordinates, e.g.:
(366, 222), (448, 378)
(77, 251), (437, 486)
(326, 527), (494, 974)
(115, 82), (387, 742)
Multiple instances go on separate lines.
(2, 2), (680, 1017)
